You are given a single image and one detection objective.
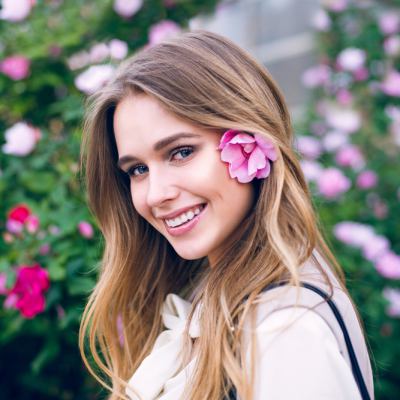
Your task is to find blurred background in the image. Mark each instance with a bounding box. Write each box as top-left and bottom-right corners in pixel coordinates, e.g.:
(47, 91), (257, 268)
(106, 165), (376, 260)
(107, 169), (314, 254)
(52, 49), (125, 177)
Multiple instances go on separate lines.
(1, 0), (399, 398)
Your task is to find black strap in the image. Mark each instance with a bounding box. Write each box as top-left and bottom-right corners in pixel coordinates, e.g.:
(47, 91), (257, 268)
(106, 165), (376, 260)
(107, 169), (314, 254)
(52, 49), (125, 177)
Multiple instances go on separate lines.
(228, 281), (371, 400)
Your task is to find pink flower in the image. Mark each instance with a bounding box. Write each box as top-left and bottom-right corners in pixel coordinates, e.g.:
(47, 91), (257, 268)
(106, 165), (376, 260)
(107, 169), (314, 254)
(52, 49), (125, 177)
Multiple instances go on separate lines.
(8, 204), (31, 223)
(25, 214), (40, 233)
(382, 287), (400, 317)
(312, 9), (331, 31)
(333, 221), (375, 248)
(381, 70), (400, 97)
(6, 264), (50, 318)
(0, 0), (34, 22)
(337, 48), (366, 72)
(0, 273), (8, 295)
(317, 167), (351, 199)
(67, 51), (90, 71)
(74, 65), (115, 95)
(2, 122), (40, 156)
(335, 144), (365, 170)
(353, 67), (369, 81)
(356, 170), (378, 189)
(0, 55), (30, 80)
(301, 64), (331, 88)
(325, 104), (361, 134)
(362, 235), (390, 262)
(6, 219), (24, 234)
(78, 221), (94, 238)
(300, 160), (323, 182)
(378, 13), (400, 36)
(149, 20), (181, 46)
(295, 135), (323, 159)
(89, 43), (109, 64)
(322, 130), (349, 152)
(375, 251), (400, 279)
(218, 130), (277, 183)
(384, 36), (400, 57)
(322, 0), (348, 12)
(113, 0), (143, 18)
(336, 89), (353, 105)
(109, 39), (128, 60)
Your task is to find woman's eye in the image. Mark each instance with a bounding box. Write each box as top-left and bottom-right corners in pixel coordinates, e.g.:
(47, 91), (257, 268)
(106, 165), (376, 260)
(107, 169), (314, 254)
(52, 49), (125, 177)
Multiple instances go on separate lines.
(127, 164), (148, 177)
(171, 146), (194, 161)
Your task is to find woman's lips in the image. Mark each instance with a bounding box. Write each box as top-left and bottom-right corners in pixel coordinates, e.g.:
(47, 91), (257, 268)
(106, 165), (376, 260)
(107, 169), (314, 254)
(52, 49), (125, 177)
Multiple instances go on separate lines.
(164, 203), (207, 237)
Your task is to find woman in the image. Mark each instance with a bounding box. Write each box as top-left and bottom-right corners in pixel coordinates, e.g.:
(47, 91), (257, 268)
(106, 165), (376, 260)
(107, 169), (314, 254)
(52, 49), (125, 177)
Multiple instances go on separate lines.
(79, 30), (374, 400)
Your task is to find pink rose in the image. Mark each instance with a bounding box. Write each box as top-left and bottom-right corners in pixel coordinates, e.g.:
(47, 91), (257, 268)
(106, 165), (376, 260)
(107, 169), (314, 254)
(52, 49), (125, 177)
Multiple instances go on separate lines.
(218, 130), (277, 183)
(78, 221), (94, 238)
(0, 273), (8, 295)
(113, 0), (143, 18)
(325, 105), (361, 134)
(382, 287), (400, 317)
(0, 55), (30, 80)
(109, 39), (128, 60)
(25, 214), (40, 233)
(335, 144), (365, 170)
(6, 264), (50, 318)
(336, 89), (353, 105)
(356, 170), (378, 189)
(89, 43), (109, 64)
(312, 9), (331, 31)
(362, 235), (390, 262)
(322, 0), (348, 12)
(149, 20), (181, 46)
(295, 135), (322, 159)
(300, 160), (323, 182)
(322, 130), (349, 152)
(381, 70), (400, 97)
(333, 221), (375, 248)
(384, 36), (400, 57)
(301, 64), (331, 88)
(378, 13), (400, 36)
(8, 203), (31, 223)
(375, 251), (400, 279)
(317, 167), (351, 199)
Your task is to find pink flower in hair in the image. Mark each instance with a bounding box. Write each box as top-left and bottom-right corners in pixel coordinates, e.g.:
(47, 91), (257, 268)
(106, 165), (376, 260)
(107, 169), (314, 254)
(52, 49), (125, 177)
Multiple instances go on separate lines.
(218, 130), (277, 183)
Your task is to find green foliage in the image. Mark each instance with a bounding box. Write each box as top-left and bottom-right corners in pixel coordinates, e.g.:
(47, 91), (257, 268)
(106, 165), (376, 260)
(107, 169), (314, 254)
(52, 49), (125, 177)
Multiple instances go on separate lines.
(297, 2), (400, 399)
(0, 0), (219, 398)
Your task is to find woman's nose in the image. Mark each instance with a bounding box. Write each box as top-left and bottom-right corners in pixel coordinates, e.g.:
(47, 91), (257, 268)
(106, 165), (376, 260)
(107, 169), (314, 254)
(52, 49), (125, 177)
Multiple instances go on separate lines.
(146, 169), (179, 208)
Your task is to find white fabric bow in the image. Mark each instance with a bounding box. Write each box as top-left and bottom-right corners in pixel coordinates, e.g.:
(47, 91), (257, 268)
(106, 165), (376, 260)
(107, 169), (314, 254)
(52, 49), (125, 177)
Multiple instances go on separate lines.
(126, 293), (201, 400)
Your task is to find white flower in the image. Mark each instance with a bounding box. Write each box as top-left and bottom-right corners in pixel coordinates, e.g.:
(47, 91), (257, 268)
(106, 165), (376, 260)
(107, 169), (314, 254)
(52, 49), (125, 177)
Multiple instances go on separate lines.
(75, 65), (115, 95)
(2, 122), (40, 156)
(325, 104), (362, 134)
(114, 0), (143, 18)
(89, 43), (110, 64)
(0, 0), (33, 22)
(337, 48), (366, 72)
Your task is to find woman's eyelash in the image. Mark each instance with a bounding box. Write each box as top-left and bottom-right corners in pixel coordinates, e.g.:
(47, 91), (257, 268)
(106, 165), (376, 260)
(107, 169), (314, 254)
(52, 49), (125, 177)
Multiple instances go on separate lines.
(126, 146), (195, 178)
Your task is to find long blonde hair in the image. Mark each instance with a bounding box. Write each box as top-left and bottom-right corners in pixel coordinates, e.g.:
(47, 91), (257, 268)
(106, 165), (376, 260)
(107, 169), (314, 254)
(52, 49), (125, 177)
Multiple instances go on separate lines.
(79, 30), (351, 399)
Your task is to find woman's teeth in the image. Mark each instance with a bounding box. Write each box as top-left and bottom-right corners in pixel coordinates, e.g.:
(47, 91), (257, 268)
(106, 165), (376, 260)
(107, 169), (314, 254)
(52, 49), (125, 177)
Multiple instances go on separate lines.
(165, 205), (204, 227)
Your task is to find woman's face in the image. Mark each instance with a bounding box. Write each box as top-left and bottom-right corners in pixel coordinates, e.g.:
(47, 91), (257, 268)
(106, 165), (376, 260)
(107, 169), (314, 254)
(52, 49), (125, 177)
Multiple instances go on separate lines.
(113, 94), (254, 264)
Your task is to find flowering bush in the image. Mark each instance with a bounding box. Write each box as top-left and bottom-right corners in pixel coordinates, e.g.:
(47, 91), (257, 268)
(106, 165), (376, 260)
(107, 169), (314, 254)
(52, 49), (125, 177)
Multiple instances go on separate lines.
(299, 1), (400, 397)
(0, 0), (220, 398)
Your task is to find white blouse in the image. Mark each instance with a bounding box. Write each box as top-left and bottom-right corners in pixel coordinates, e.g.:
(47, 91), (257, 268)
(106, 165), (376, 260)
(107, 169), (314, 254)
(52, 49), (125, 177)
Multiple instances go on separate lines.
(125, 291), (364, 400)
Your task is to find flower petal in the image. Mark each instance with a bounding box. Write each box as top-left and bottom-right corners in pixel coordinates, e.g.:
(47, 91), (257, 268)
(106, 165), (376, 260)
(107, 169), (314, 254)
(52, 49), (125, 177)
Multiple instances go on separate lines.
(248, 146), (267, 175)
(229, 132), (255, 145)
(254, 134), (278, 161)
(221, 144), (245, 169)
(218, 129), (238, 149)
(230, 162), (256, 183)
(256, 161), (271, 179)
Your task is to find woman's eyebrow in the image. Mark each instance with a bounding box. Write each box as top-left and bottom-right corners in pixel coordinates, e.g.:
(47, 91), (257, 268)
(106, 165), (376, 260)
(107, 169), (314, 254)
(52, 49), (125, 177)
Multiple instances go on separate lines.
(117, 132), (201, 169)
